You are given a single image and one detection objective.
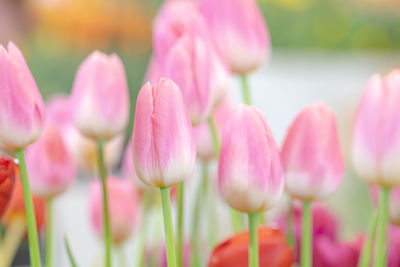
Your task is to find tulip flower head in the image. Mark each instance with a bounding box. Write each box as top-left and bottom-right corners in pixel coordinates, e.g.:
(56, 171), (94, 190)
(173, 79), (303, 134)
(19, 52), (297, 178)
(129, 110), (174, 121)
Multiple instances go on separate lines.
(281, 102), (344, 201)
(165, 34), (214, 125)
(71, 51), (129, 140)
(25, 123), (77, 199)
(199, 0), (270, 74)
(352, 70), (400, 187)
(89, 177), (139, 244)
(218, 104), (284, 213)
(0, 156), (16, 218)
(132, 78), (196, 188)
(0, 42), (45, 150)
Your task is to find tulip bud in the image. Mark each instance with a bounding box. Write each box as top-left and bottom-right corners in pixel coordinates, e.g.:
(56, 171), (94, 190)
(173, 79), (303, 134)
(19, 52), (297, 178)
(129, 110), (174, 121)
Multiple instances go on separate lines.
(281, 102), (344, 201)
(352, 70), (400, 187)
(0, 156), (16, 218)
(132, 78), (196, 188)
(218, 104), (284, 213)
(25, 124), (77, 199)
(165, 34), (214, 125)
(199, 0), (270, 74)
(71, 51), (129, 140)
(153, 0), (209, 67)
(89, 177), (138, 244)
(194, 98), (236, 161)
(0, 42), (45, 150)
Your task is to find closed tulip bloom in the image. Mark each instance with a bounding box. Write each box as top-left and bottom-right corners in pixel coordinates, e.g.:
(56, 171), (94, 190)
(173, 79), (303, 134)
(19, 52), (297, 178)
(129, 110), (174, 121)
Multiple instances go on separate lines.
(199, 0), (270, 74)
(0, 42), (45, 150)
(165, 35), (213, 125)
(25, 124), (77, 198)
(218, 104), (284, 213)
(132, 78), (196, 188)
(71, 51), (129, 140)
(89, 177), (138, 244)
(153, 0), (209, 67)
(352, 71), (400, 187)
(281, 102), (344, 200)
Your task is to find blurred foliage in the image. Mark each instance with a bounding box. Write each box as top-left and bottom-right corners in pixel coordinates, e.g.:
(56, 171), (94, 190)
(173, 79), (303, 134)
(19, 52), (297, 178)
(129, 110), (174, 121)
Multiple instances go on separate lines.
(259, 0), (400, 50)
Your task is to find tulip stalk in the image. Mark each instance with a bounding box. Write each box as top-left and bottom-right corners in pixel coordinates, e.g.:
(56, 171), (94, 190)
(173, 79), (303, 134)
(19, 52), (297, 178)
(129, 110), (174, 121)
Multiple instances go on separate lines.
(177, 182), (184, 267)
(15, 149), (42, 267)
(241, 75), (251, 105)
(374, 187), (390, 267)
(301, 200), (312, 267)
(161, 187), (177, 267)
(45, 199), (54, 267)
(286, 200), (295, 248)
(248, 213), (259, 267)
(358, 211), (378, 267)
(97, 139), (112, 267)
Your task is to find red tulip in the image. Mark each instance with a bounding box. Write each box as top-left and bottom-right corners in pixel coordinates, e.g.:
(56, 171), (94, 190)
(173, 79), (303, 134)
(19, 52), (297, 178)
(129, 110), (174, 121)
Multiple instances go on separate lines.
(208, 227), (293, 267)
(0, 156), (16, 218)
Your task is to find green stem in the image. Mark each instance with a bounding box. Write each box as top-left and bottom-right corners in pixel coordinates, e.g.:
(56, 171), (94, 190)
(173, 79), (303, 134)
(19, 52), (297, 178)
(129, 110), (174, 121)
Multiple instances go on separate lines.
(248, 213), (259, 267)
(64, 236), (78, 267)
(286, 199), (295, 248)
(161, 187), (177, 267)
(136, 191), (152, 267)
(203, 163), (217, 247)
(207, 116), (220, 155)
(176, 183), (184, 267)
(97, 139), (112, 267)
(191, 164), (209, 267)
(45, 199), (53, 267)
(358, 211), (378, 267)
(241, 75), (251, 105)
(301, 200), (312, 267)
(15, 149), (42, 267)
(374, 187), (390, 267)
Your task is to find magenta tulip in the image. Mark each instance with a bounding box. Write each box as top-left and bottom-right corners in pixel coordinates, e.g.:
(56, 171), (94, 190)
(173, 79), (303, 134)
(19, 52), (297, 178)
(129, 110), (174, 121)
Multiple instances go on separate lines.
(199, 0), (270, 74)
(25, 124), (77, 198)
(89, 177), (139, 244)
(132, 78), (196, 188)
(71, 51), (129, 140)
(352, 70), (400, 187)
(0, 42), (45, 150)
(281, 102), (344, 200)
(218, 104), (283, 213)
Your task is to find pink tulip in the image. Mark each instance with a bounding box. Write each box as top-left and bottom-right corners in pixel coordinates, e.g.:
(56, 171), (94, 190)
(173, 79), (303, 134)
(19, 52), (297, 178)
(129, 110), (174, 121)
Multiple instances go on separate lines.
(218, 104), (283, 213)
(0, 42), (45, 150)
(199, 0), (270, 74)
(194, 98), (236, 161)
(152, 0), (209, 67)
(122, 142), (151, 191)
(352, 70), (400, 187)
(281, 102), (344, 201)
(25, 123), (77, 198)
(164, 34), (214, 125)
(71, 51), (129, 140)
(89, 177), (139, 244)
(132, 78), (196, 188)
(47, 95), (124, 171)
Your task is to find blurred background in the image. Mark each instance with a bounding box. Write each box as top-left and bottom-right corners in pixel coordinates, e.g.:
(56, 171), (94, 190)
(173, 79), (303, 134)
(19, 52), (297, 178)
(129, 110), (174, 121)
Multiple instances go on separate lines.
(1, 0), (400, 265)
